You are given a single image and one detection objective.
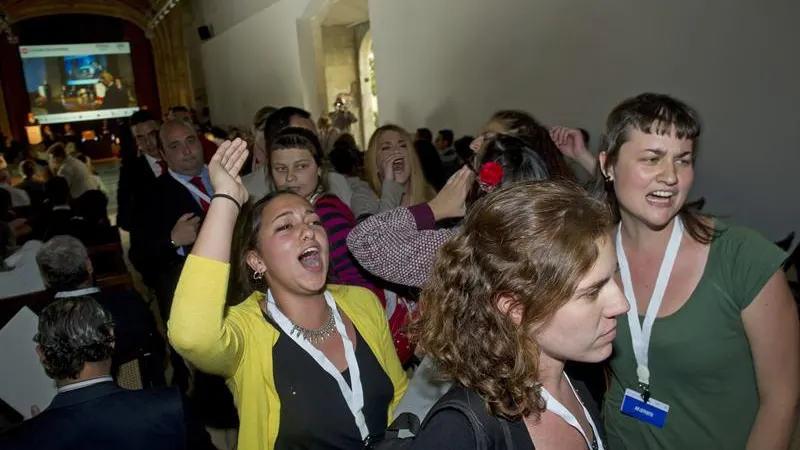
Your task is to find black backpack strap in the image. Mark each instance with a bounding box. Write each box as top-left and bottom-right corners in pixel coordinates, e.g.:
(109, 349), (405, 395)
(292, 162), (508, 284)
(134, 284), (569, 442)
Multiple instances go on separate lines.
(384, 412), (421, 440)
(420, 387), (516, 450)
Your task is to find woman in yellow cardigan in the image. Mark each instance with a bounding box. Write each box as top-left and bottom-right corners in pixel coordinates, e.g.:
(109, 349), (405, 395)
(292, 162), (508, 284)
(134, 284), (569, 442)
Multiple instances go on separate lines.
(168, 139), (408, 450)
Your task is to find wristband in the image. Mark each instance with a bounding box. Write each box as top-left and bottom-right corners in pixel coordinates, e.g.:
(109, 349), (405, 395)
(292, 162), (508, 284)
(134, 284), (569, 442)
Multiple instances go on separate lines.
(211, 193), (242, 212)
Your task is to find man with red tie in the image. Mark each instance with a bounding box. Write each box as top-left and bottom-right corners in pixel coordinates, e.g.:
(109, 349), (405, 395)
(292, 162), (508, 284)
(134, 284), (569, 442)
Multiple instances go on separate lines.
(139, 117), (212, 324)
(143, 118), (238, 431)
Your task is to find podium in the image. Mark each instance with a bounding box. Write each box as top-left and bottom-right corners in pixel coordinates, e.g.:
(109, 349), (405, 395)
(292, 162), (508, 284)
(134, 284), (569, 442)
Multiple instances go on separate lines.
(24, 125), (42, 146)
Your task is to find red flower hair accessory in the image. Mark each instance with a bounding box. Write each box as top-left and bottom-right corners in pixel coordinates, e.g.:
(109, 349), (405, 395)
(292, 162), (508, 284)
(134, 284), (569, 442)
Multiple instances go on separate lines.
(478, 161), (504, 193)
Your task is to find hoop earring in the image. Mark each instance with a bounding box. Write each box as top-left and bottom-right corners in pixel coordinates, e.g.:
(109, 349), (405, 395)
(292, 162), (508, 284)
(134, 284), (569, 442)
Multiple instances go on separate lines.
(253, 271), (264, 280)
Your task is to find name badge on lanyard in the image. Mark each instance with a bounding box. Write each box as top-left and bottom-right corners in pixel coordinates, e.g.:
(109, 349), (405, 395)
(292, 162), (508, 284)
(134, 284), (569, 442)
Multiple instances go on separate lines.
(265, 290), (370, 441)
(615, 216), (683, 428)
(541, 376), (605, 450)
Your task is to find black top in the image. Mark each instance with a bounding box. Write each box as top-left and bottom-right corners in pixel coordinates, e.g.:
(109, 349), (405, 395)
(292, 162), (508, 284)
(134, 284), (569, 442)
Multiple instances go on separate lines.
(409, 380), (604, 450)
(265, 314), (394, 450)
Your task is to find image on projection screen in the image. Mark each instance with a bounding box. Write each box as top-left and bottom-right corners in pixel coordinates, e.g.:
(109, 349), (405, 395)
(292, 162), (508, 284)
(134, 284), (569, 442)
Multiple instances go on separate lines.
(19, 42), (139, 124)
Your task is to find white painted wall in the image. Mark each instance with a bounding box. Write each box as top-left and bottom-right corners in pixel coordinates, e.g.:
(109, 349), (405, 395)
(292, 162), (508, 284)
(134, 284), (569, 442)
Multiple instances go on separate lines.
(198, 0), (327, 128)
(197, 0), (282, 36)
(368, 0), (800, 239)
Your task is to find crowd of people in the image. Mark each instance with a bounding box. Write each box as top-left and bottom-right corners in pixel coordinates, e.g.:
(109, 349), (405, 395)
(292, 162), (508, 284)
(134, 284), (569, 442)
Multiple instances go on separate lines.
(0, 92), (798, 450)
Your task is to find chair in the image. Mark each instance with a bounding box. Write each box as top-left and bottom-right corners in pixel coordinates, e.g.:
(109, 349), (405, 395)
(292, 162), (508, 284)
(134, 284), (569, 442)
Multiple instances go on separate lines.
(88, 240), (128, 279)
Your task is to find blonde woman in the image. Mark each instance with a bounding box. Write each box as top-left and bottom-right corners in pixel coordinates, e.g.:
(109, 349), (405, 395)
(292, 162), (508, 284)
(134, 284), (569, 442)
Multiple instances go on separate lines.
(350, 125), (434, 220)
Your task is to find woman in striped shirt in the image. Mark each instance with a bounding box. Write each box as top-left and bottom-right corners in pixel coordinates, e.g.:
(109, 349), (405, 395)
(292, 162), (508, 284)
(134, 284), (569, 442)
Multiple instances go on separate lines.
(267, 127), (382, 301)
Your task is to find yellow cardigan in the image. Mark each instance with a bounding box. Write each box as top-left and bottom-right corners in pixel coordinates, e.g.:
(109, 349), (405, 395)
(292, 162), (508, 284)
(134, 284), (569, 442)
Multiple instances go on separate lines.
(168, 255), (409, 450)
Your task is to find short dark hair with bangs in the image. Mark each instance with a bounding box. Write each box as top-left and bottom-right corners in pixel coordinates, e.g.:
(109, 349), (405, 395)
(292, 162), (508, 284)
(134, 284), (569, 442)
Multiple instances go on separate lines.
(603, 93), (701, 160)
(600, 92), (716, 244)
(267, 126), (324, 168)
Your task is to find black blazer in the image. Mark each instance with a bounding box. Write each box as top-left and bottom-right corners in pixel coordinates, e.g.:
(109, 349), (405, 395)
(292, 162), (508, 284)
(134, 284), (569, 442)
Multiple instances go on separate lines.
(130, 174), (206, 314)
(117, 154), (158, 232)
(132, 173), (205, 269)
(0, 381), (216, 450)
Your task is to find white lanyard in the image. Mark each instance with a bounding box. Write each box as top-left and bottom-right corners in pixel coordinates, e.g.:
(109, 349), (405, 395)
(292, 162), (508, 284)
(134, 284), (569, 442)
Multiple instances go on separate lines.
(266, 290), (369, 440)
(540, 376), (604, 450)
(169, 169), (211, 204)
(616, 216), (684, 392)
(55, 287), (101, 298)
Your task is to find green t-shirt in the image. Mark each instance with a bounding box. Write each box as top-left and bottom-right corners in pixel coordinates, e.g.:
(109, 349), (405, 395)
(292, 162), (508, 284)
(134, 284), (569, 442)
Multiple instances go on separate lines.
(604, 222), (787, 450)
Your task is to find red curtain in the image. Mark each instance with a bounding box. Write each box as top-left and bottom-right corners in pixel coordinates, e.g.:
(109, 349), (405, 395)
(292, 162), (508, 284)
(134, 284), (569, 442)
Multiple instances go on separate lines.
(122, 21), (161, 119)
(0, 38), (30, 142)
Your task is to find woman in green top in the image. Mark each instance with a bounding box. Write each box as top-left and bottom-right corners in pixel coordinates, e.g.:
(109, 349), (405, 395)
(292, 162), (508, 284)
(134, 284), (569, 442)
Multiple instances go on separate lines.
(554, 92), (800, 449)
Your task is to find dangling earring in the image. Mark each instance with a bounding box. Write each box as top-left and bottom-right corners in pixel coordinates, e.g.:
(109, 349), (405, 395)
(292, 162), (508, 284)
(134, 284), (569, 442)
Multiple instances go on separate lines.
(253, 271), (264, 280)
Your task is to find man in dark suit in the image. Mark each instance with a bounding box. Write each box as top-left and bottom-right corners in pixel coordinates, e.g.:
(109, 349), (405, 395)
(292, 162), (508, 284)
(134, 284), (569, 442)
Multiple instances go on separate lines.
(143, 118), (238, 430)
(117, 110), (164, 274)
(0, 296), (215, 450)
(35, 235), (165, 386)
(138, 118), (211, 322)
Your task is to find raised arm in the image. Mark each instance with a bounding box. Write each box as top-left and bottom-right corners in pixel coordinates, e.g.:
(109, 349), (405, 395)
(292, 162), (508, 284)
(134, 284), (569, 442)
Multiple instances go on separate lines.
(743, 270), (800, 450)
(346, 205), (455, 288)
(346, 167), (472, 288)
(168, 139), (250, 377)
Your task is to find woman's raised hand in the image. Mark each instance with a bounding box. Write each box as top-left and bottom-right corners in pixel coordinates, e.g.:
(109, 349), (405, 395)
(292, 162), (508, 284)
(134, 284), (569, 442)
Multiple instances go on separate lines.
(209, 138), (250, 206)
(427, 166), (474, 221)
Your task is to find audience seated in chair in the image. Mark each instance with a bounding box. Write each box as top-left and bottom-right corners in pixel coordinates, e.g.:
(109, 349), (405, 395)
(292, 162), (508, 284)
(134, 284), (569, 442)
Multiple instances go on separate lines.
(46, 143), (99, 200)
(72, 190), (118, 246)
(36, 176), (77, 240)
(14, 160), (45, 207)
(0, 296), (215, 450)
(0, 156), (30, 208)
(36, 235), (165, 385)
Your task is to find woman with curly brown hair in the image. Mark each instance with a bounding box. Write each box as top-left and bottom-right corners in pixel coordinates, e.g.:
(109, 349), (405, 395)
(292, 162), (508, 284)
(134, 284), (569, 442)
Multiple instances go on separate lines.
(409, 180), (628, 450)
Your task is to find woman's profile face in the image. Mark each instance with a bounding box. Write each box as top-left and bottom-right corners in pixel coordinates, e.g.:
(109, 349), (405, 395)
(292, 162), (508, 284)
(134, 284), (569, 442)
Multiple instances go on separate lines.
(534, 236), (628, 363)
(247, 193), (329, 295)
(270, 148), (320, 199)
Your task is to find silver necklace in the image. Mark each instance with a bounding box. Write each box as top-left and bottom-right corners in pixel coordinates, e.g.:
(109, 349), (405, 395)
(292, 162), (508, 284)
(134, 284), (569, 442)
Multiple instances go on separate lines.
(289, 303), (336, 344)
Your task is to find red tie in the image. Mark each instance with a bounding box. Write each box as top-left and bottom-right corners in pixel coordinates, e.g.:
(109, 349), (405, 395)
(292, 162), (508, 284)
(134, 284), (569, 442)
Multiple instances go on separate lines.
(189, 176), (210, 213)
(156, 160), (167, 175)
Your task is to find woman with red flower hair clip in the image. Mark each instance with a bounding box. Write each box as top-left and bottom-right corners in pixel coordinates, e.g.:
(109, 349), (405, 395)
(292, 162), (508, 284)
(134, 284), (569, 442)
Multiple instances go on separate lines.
(346, 133), (588, 421)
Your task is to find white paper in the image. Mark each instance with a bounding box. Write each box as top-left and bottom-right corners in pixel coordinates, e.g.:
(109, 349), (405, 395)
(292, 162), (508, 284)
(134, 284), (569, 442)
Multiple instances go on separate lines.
(0, 307), (57, 419)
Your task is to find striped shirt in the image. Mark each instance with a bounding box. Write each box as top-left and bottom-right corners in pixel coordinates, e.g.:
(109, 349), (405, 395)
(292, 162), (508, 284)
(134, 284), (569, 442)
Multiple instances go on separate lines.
(315, 194), (384, 305)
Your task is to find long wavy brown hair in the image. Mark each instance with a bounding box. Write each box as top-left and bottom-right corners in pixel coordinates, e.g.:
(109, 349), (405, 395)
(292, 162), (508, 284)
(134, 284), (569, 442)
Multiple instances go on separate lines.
(411, 180), (614, 419)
